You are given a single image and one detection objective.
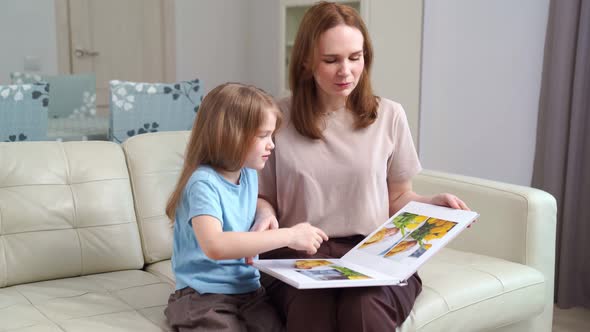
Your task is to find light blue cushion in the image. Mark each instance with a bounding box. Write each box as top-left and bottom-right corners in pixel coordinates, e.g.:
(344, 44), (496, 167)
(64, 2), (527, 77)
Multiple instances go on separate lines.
(10, 72), (96, 119)
(0, 83), (49, 142)
(108, 79), (203, 143)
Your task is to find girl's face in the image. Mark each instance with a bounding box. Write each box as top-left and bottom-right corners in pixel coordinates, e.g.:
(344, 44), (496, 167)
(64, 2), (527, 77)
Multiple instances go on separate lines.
(313, 24), (365, 106)
(243, 109), (277, 171)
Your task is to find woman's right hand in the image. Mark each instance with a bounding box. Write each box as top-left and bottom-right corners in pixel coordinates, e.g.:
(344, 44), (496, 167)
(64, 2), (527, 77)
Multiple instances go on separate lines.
(287, 223), (329, 255)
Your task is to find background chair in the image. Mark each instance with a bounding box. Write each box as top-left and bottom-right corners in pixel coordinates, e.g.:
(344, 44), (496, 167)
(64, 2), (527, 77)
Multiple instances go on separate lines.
(108, 79), (203, 143)
(10, 72), (107, 141)
(0, 83), (49, 142)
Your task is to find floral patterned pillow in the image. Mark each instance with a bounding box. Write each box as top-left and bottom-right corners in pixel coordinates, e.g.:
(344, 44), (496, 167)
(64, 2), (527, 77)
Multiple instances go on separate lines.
(10, 72), (96, 120)
(0, 83), (49, 142)
(108, 79), (203, 143)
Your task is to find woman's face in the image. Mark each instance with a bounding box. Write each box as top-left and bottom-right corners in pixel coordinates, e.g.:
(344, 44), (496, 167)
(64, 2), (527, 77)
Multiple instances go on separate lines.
(313, 24), (365, 105)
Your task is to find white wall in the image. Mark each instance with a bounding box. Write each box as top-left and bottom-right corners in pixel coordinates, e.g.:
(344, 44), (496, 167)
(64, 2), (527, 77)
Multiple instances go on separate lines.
(246, 0), (281, 97)
(174, 0), (249, 94)
(0, 1), (551, 187)
(370, 0), (423, 148)
(0, 0), (58, 84)
(419, 0), (550, 186)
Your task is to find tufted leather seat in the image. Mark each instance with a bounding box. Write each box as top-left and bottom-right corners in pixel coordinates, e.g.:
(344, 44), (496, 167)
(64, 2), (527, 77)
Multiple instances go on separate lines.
(0, 132), (556, 331)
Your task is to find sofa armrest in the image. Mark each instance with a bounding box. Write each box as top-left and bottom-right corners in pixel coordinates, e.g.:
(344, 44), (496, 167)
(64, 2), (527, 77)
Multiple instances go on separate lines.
(413, 170), (556, 316)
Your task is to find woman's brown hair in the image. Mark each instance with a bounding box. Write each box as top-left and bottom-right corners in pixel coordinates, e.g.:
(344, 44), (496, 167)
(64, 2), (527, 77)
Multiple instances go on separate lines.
(165, 82), (281, 222)
(289, 1), (379, 139)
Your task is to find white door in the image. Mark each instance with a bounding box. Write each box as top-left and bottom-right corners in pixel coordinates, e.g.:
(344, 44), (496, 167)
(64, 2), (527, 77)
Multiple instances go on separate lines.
(68, 0), (168, 113)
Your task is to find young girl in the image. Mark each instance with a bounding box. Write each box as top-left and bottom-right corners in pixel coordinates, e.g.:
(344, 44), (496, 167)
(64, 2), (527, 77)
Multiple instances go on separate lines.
(164, 83), (328, 332)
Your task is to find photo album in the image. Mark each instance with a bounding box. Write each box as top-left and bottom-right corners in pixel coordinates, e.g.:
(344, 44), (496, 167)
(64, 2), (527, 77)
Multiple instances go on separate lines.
(253, 201), (479, 289)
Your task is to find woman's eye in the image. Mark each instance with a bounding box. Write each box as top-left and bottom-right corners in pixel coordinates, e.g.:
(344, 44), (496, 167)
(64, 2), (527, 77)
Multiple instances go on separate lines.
(323, 59), (336, 64)
(350, 56), (361, 61)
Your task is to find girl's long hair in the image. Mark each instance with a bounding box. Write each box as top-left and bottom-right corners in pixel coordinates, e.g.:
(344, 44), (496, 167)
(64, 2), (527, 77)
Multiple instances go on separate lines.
(290, 1), (379, 139)
(165, 83), (280, 222)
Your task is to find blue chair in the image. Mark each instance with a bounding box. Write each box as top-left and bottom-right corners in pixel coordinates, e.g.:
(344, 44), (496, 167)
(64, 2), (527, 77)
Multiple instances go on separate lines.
(0, 83), (49, 142)
(108, 79), (203, 143)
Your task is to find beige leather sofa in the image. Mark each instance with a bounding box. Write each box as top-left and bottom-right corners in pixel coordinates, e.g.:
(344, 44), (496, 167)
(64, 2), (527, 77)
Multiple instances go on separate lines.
(0, 131), (556, 332)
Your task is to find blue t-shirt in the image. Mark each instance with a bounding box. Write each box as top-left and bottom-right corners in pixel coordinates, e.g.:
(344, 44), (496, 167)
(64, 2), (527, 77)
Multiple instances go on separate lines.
(171, 165), (260, 294)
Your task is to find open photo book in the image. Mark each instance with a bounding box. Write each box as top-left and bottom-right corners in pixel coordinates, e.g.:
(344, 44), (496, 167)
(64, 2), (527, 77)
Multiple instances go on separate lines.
(253, 201), (479, 289)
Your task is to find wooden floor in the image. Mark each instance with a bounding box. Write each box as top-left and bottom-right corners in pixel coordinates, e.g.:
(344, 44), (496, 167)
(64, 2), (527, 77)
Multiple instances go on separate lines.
(553, 306), (590, 331)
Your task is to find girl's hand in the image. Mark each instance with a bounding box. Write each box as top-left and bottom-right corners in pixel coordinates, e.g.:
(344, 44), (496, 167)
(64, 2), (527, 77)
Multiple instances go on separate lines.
(288, 223), (329, 255)
(245, 213), (279, 264)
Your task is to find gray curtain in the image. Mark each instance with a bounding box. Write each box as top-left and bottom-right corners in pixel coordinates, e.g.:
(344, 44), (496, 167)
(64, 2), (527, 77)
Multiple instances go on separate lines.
(532, 0), (590, 309)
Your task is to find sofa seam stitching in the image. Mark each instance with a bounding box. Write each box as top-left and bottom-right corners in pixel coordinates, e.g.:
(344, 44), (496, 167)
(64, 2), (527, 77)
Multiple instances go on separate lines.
(417, 281), (545, 329)
(1, 237), (7, 288)
(425, 261), (511, 290)
(0, 221), (136, 236)
(58, 144), (84, 277)
(133, 169), (182, 176)
(106, 281), (166, 293)
(58, 308), (137, 322)
(123, 146), (152, 265)
(57, 307), (163, 330)
(419, 173), (532, 199)
(0, 177), (131, 189)
(68, 283), (164, 329)
(12, 288), (68, 332)
(421, 172), (533, 265)
(422, 284), (451, 311)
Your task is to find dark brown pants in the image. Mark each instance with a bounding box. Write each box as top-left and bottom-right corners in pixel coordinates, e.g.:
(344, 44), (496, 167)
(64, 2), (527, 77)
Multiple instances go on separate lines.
(165, 286), (285, 332)
(260, 235), (422, 332)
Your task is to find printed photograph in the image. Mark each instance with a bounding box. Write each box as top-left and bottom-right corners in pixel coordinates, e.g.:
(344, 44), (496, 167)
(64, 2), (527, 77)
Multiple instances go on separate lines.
(293, 260), (333, 269)
(385, 217), (457, 262)
(293, 260), (371, 281)
(357, 212), (428, 256)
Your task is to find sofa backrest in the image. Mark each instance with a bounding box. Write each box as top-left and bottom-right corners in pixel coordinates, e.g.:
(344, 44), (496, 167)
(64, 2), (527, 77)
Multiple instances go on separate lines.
(0, 141), (144, 288)
(122, 131), (189, 264)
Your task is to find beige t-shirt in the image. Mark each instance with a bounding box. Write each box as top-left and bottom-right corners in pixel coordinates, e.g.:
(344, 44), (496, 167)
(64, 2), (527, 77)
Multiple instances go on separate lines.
(258, 97), (422, 237)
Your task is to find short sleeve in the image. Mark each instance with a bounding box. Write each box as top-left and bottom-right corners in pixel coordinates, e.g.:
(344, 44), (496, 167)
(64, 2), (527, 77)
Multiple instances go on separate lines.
(386, 103), (422, 182)
(186, 180), (223, 226)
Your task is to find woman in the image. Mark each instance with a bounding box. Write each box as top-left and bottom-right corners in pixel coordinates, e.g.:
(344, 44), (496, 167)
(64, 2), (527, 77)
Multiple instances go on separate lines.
(253, 2), (470, 331)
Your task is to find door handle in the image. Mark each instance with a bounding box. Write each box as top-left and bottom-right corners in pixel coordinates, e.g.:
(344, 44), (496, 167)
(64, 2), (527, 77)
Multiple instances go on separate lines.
(74, 48), (100, 58)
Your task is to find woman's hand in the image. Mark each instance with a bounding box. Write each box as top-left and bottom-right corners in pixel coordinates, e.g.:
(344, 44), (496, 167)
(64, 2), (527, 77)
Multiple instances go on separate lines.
(430, 193), (470, 210)
(430, 193), (477, 227)
(245, 212), (279, 264)
(251, 212), (279, 232)
(287, 223), (329, 255)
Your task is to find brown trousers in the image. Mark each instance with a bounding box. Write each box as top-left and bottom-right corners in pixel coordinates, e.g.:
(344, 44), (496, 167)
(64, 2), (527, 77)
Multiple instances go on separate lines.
(260, 235), (423, 332)
(165, 286), (285, 332)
